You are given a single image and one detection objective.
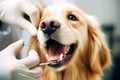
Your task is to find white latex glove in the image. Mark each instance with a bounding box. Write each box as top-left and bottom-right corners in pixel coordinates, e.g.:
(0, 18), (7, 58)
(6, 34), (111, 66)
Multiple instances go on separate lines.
(0, 40), (42, 80)
(0, 0), (45, 35)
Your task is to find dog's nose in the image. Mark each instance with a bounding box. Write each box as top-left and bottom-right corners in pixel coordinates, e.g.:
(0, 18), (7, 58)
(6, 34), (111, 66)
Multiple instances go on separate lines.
(40, 18), (60, 36)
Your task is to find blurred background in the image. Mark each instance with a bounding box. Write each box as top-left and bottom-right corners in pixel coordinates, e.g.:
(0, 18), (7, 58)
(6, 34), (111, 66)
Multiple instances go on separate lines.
(0, 0), (120, 80)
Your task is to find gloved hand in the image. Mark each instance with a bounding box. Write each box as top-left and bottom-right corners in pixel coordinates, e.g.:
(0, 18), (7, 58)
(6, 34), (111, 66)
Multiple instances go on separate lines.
(0, 40), (42, 80)
(0, 0), (45, 35)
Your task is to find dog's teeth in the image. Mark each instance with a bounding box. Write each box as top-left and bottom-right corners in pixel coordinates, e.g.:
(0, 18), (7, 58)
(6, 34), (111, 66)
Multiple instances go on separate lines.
(46, 54), (48, 60)
(65, 46), (70, 54)
(60, 53), (63, 61)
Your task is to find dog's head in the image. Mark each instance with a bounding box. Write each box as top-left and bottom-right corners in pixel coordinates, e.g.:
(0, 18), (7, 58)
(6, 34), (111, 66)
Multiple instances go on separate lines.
(34, 3), (111, 74)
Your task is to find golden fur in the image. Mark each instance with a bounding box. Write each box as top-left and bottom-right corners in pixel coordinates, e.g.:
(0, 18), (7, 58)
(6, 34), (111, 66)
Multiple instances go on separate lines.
(30, 3), (111, 80)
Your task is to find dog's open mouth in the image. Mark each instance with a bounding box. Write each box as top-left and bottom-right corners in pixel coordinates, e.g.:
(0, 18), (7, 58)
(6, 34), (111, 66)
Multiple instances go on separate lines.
(45, 39), (76, 68)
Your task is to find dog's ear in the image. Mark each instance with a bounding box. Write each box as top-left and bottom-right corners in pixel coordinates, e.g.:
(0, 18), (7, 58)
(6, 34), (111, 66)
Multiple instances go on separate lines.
(87, 15), (111, 75)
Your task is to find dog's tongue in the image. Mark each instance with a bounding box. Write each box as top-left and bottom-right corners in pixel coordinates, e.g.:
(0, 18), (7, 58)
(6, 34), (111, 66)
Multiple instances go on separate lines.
(47, 40), (68, 61)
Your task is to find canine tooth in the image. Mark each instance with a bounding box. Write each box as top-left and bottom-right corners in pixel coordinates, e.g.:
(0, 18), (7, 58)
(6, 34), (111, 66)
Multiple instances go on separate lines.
(60, 53), (63, 61)
(46, 54), (49, 60)
(65, 46), (70, 53)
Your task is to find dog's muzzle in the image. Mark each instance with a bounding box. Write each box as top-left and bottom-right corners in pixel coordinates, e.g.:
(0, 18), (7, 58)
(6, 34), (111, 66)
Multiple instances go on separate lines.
(39, 18), (76, 68)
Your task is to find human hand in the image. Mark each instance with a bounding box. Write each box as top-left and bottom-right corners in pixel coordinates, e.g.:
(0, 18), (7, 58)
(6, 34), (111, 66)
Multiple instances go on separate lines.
(0, 0), (46, 35)
(0, 40), (42, 80)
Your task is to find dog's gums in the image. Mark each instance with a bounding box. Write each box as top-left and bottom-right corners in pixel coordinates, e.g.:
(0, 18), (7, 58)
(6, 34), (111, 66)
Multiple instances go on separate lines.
(45, 39), (76, 68)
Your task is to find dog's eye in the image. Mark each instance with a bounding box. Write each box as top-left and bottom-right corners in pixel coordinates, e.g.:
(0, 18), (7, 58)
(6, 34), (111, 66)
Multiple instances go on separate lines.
(67, 14), (77, 21)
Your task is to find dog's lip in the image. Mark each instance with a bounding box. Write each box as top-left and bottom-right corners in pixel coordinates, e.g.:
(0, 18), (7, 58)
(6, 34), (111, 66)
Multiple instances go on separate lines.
(45, 39), (76, 68)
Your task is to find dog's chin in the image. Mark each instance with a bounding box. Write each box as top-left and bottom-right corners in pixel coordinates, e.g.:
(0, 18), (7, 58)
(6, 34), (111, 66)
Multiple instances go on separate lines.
(44, 39), (76, 71)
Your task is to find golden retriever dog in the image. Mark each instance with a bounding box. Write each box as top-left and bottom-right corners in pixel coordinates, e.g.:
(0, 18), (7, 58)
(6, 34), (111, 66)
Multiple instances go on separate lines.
(30, 3), (111, 80)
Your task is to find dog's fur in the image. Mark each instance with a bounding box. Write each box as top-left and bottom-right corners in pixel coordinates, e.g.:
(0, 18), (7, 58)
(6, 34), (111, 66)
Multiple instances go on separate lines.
(30, 3), (111, 80)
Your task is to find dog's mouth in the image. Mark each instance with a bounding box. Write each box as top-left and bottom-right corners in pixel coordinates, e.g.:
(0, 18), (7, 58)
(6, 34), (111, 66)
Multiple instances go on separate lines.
(45, 39), (76, 68)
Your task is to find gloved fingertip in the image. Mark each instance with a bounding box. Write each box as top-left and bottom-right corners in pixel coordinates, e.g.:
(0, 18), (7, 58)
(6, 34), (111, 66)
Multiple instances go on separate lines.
(13, 39), (24, 55)
(20, 50), (40, 68)
(4, 39), (24, 56)
(17, 17), (38, 36)
(28, 50), (38, 56)
(28, 50), (40, 62)
(9, 39), (24, 49)
(17, 39), (24, 45)
(27, 26), (37, 36)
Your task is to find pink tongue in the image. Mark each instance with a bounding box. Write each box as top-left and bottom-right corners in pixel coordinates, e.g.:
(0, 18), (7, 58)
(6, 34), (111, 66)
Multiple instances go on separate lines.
(47, 41), (68, 61)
